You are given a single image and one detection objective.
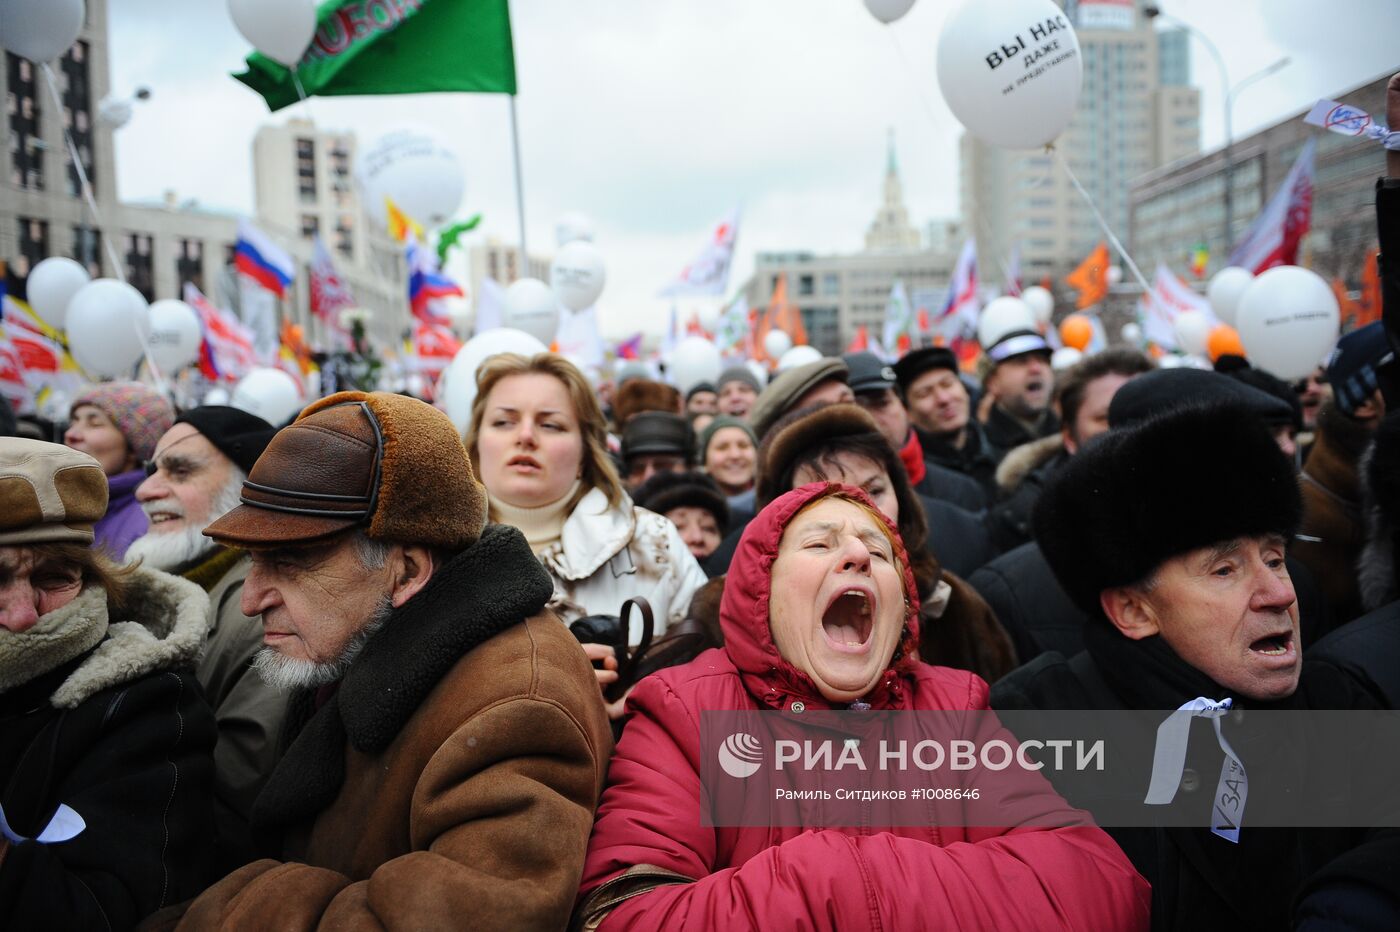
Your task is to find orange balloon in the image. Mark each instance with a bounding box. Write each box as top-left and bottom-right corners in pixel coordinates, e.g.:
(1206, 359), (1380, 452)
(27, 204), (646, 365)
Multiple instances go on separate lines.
(1059, 314), (1093, 351)
(1206, 324), (1245, 362)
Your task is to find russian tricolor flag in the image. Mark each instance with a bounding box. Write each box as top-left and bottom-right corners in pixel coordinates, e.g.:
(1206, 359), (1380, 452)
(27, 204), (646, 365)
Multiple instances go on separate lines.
(406, 237), (462, 324)
(235, 219), (295, 298)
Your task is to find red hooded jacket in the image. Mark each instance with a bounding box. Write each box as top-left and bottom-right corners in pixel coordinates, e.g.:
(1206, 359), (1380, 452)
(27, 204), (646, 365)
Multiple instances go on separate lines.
(576, 483), (1150, 930)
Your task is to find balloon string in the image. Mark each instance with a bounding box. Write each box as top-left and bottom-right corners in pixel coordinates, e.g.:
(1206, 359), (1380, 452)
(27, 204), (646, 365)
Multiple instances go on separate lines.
(39, 63), (124, 285)
(1053, 145), (1159, 324)
(289, 66), (317, 122)
(883, 29), (1018, 304)
(41, 62), (168, 391)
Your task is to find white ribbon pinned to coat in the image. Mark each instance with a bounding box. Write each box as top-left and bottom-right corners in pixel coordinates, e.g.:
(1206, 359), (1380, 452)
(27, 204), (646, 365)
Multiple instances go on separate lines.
(1144, 697), (1248, 844)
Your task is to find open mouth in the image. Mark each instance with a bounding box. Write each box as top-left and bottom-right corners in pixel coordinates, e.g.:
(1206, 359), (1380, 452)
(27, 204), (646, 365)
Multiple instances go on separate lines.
(1249, 632), (1294, 658)
(1026, 379), (1046, 395)
(821, 587), (875, 653)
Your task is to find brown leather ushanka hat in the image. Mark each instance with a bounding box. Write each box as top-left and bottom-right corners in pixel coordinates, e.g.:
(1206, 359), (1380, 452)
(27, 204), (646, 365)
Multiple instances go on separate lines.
(0, 439), (108, 545)
(205, 391), (487, 551)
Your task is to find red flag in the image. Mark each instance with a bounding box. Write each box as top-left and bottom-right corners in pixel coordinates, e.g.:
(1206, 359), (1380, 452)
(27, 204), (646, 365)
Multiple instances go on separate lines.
(1228, 138), (1315, 274)
(413, 321), (462, 378)
(310, 236), (355, 325)
(185, 283), (257, 382)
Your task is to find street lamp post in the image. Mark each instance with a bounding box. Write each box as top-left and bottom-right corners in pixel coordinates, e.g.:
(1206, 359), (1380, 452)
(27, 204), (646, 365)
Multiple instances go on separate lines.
(1144, 6), (1288, 260)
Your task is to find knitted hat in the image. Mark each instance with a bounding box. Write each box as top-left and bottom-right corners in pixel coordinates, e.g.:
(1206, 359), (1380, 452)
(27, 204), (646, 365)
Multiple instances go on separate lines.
(1107, 368), (1294, 429)
(685, 381), (718, 402)
(892, 347), (959, 396)
(1033, 404), (1303, 615)
(70, 381), (174, 462)
(699, 415), (757, 462)
(175, 406), (278, 475)
(717, 365), (762, 394)
(632, 470), (730, 536)
(0, 438), (108, 545)
(205, 391), (487, 551)
(1326, 322), (1394, 417)
(621, 411), (694, 462)
(747, 357), (849, 441)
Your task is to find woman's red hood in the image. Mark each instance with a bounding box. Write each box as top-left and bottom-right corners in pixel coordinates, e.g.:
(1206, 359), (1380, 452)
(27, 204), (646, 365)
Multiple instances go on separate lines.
(719, 482), (923, 709)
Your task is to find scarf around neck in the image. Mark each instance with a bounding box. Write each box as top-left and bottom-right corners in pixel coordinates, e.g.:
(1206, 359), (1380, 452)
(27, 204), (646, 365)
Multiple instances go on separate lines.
(0, 584), (109, 696)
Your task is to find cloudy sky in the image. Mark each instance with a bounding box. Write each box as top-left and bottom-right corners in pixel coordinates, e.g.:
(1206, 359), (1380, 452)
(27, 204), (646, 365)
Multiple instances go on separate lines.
(107, 0), (1398, 338)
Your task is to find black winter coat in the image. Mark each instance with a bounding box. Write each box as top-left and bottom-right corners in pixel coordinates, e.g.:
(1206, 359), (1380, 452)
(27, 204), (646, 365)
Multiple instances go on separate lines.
(0, 570), (216, 931)
(991, 629), (1400, 931)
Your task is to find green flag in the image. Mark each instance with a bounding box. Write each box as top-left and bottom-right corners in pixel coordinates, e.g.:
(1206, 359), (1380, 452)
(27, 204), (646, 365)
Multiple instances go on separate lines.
(235, 0), (516, 112)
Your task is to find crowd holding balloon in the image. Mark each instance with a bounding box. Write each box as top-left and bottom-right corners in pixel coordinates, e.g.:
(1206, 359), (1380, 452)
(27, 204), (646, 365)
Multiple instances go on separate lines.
(5, 0), (1400, 928)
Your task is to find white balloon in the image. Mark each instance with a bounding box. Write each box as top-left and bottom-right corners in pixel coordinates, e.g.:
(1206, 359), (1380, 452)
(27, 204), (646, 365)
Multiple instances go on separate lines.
(96, 95), (133, 129)
(863, 0), (916, 25)
(1019, 285), (1054, 326)
(1173, 310), (1213, 358)
(778, 346), (824, 372)
(203, 387), (232, 406)
(66, 279), (150, 379)
(231, 368), (303, 426)
(555, 212), (596, 247)
(978, 296), (1036, 349)
(549, 241), (606, 312)
(763, 329), (793, 360)
(441, 328), (548, 432)
(1106, 266), (1123, 286)
(744, 359), (769, 388)
(670, 336), (723, 394)
(1207, 266), (1255, 328)
(356, 127), (465, 229)
(0, 0), (83, 62)
(228, 0), (316, 68)
(145, 300), (203, 373)
(1050, 347), (1083, 370)
(1120, 322), (1143, 345)
(26, 256), (89, 328)
(502, 278), (560, 344)
(1235, 266), (1340, 381)
(936, 0), (1083, 150)
(1158, 354), (1188, 369)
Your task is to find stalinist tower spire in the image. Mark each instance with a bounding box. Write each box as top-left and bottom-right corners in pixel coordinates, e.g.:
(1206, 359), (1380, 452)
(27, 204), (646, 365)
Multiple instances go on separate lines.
(865, 128), (922, 253)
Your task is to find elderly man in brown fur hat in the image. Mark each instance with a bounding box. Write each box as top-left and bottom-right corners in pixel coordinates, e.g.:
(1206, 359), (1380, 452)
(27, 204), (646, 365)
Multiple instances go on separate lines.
(164, 392), (612, 931)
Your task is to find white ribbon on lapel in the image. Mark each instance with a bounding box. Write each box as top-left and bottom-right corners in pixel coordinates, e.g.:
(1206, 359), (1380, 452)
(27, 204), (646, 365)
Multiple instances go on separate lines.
(1144, 697), (1248, 844)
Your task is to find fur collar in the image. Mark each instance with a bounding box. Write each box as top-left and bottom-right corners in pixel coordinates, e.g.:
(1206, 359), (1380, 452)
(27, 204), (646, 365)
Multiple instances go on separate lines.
(45, 568), (208, 709)
(252, 523), (554, 835)
(995, 434), (1064, 493)
(0, 584), (108, 696)
(1358, 438), (1398, 612)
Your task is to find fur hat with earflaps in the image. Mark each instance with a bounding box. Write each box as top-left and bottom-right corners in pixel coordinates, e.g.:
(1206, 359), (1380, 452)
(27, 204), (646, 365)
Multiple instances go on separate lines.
(1033, 404), (1302, 615)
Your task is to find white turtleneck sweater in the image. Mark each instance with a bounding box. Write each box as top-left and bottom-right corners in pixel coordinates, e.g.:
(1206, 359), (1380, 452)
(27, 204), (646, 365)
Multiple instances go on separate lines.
(489, 478), (583, 555)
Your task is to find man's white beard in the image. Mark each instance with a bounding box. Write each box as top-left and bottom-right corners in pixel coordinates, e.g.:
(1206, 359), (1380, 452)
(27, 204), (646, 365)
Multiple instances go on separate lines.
(125, 474), (244, 571)
(253, 598), (391, 692)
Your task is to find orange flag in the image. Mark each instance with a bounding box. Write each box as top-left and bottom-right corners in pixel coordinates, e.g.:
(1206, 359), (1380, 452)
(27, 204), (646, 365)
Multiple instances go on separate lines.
(1332, 278), (1361, 331)
(1359, 249), (1382, 328)
(1065, 242), (1110, 309)
(846, 325), (869, 353)
(754, 274), (809, 362)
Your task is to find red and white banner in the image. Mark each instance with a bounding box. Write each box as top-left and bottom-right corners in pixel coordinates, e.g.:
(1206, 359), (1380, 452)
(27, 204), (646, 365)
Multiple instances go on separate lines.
(185, 283), (257, 382)
(1228, 138), (1315, 274)
(935, 239), (980, 343)
(658, 208), (740, 297)
(1137, 263), (1218, 350)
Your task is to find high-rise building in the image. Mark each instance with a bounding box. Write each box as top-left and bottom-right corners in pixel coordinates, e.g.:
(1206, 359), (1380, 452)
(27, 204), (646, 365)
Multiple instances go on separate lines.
(865, 130), (922, 253)
(960, 0), (1200, 283)
(466, 236), (551, 297)
(742, 136), (957, 355)
(0, 0), (410, 354)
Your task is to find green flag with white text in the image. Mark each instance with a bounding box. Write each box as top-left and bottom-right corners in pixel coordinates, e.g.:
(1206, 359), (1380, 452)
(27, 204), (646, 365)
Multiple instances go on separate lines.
(234, 0), (516, 112)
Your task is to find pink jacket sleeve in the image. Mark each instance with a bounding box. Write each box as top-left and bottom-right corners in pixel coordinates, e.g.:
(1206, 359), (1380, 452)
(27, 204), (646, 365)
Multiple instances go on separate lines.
(580, 674), (1150, 931)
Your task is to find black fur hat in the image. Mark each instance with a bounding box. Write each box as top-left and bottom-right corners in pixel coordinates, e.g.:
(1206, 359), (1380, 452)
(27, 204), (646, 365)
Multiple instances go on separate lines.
(631, 470), (730, 536)
(1033, 404), (1302, 615)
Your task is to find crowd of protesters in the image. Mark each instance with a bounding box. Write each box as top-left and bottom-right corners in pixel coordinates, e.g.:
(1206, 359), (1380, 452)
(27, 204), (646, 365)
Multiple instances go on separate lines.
(3, 74), (1400, 932)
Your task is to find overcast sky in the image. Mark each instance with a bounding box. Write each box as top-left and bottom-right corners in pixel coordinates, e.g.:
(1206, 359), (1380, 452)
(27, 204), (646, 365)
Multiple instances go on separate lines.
(107, 0), (1398, 338)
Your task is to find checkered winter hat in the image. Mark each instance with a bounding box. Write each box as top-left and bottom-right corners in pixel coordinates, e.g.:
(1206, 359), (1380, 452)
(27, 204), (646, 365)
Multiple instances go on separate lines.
(71, 381), (175, 462)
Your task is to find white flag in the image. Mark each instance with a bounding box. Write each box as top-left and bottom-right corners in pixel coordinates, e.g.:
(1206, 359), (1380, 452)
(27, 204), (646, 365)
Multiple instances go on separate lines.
(880, 280), (914, 353)
(658, 209), (740, 297)
(715, 294), (749, 353)
(473, 276), (506, 336)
